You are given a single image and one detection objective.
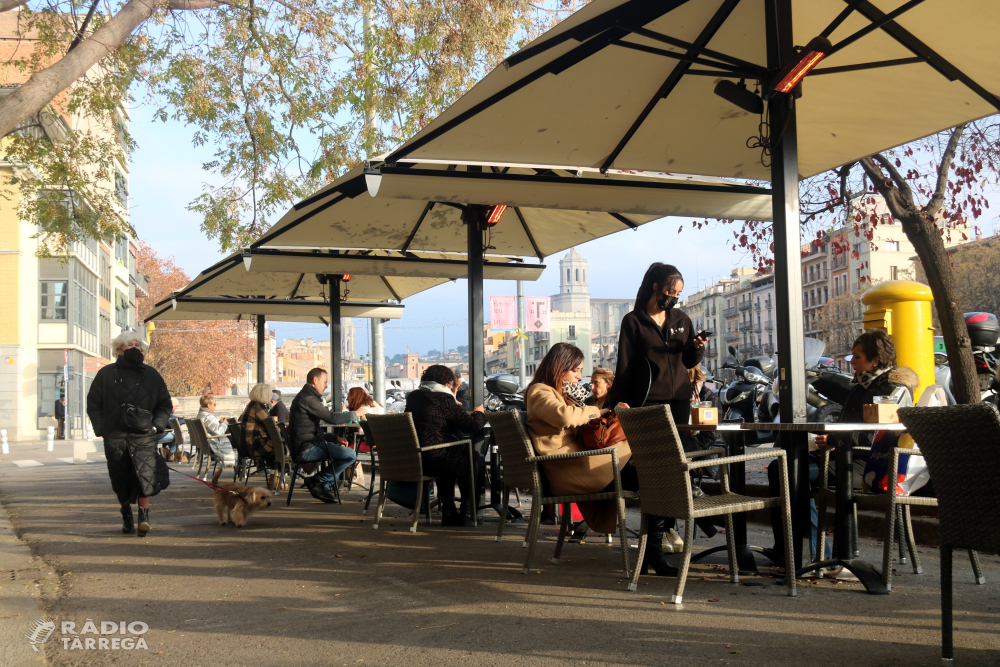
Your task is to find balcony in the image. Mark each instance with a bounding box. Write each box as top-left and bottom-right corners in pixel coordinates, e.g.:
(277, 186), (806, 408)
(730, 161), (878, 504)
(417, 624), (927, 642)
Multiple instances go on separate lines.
(764, 298), (772, 309)
(706, 348), (718, 358)
(132, 273), (149, 298)
(764, 320), (774, 331)
(753, 323), (762, 333)
(723, 331), (739, 341)
(738, 301), (752, 311)
(722, 306), (737, 318)
(533, 331), (549, 342)
(754, 302), (761, 311)
(738, 321), (753, 332)
(763, 343), (775, 354)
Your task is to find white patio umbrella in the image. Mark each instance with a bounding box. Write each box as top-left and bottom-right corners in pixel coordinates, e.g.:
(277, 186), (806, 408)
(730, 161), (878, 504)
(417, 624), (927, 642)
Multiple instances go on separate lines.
(165, 249), (543, 407)
(383, 0), (1000, 181)
(370, 0), (1000, 587)
(144, 295), (403, 394)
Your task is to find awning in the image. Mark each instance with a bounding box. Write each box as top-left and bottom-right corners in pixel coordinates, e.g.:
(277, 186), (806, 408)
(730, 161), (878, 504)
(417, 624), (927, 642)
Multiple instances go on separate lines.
(382, 0), (1000, 181)
(252, 159), (771, 260)
(169, 250), (504, 303)
(245, 247), (546, 282)
(144, 297), (403, 324)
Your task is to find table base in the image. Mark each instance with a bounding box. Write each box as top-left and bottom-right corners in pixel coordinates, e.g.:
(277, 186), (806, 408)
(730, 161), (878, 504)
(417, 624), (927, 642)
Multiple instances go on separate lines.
(690, 543), (783, 575)
(795, 558), (888, 595)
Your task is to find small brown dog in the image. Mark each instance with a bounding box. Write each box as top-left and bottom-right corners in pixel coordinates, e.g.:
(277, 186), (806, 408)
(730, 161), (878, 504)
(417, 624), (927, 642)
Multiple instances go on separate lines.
(211, 468), (271, 527)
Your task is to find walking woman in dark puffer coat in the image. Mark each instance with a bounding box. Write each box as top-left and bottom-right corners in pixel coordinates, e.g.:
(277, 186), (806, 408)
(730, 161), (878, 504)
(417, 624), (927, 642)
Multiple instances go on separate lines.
(87, 331), (172, 537)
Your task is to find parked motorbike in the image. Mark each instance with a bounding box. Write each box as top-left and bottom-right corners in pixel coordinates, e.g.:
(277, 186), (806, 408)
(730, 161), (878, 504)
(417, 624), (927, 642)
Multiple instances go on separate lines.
(484, 373), (526, 412)
(720, 346), (777, 446)
(934, 312), (1000, 405)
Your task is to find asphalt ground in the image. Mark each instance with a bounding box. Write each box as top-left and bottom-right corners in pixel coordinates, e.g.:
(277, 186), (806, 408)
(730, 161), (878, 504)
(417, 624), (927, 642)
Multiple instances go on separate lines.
(0, 440), (998, 667)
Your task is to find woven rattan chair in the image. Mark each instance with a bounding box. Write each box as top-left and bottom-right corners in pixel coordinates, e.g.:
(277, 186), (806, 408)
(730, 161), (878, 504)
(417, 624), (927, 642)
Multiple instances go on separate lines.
(617, 405), (796, 603)
(359, 421), (380, 513)
(831, 446), (986, 592)
(263, 418), (290, 491)
(187, 419), (231, 481)
(898, 403), (1000, 665)
(365, 413), (476, 533)
(488, 409), (636, 577)
(166, 417), (193, 463)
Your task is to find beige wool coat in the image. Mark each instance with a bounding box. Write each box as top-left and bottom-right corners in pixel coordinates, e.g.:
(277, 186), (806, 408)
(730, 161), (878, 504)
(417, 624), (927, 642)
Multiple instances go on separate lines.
(525, 383), (632, 534)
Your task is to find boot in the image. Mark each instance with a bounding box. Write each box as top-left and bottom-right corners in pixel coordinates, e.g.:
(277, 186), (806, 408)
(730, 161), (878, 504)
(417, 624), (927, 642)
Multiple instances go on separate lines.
(440, 502), (463, 527)
(136, 508), (151, 538)
(641, 516), (679, 577)
(120, 506), (135, 534)
(696, 518), (719, 539)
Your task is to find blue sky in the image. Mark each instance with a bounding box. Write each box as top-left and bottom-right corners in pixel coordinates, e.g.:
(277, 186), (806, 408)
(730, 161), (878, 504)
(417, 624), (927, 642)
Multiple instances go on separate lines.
(127, 103), (765, 358)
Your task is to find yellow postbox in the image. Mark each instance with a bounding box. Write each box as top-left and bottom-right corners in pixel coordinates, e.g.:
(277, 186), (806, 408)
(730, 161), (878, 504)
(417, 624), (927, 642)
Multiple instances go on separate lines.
(860, 280), (936, 404)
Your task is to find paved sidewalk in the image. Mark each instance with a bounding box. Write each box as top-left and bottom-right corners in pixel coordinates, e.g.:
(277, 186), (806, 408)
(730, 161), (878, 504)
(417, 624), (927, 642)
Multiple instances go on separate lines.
(0, 441), (997, 666)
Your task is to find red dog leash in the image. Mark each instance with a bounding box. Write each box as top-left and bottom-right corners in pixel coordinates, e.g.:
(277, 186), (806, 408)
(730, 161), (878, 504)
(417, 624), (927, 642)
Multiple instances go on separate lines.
(166, 465), (246, 498)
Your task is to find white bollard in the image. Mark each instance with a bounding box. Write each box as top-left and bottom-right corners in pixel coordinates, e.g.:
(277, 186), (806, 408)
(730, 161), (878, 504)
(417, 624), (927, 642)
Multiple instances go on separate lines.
(86, 422), (95, 441)
(46, 426), (55, 452)
(1, 429), (8, 455)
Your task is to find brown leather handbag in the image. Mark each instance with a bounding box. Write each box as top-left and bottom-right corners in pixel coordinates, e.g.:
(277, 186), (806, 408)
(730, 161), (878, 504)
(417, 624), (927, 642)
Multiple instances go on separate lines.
(581, 410), (627, 450)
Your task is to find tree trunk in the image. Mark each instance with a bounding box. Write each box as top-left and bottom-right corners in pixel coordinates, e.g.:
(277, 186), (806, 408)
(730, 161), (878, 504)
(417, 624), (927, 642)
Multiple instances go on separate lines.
(901, 213), (979, 404)
(860, 133), (980, 405)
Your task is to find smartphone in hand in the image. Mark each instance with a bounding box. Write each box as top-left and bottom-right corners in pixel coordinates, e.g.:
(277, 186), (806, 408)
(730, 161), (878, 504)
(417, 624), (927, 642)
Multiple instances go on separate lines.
(697, 330), (713, 340)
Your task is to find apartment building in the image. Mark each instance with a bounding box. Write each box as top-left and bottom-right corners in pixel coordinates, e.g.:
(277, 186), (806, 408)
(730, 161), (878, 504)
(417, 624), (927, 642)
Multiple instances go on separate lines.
(748, 271), (777, 358)
(801, 239), (831, 337)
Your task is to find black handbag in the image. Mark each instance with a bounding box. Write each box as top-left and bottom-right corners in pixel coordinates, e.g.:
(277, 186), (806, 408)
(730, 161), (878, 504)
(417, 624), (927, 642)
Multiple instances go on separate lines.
(122, 404), (153, 434)
(114, 368), (154, 434)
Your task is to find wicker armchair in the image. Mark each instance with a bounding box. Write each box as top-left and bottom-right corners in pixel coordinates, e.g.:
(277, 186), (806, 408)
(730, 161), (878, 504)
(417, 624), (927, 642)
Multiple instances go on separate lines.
(187, 419), (232, 481)
(898, 403), (1000, 665)
(488, 409), (636, 577)
(365, 413), (477, 533)
(821, 445), (986, 592)
(617, 405), (796, 604)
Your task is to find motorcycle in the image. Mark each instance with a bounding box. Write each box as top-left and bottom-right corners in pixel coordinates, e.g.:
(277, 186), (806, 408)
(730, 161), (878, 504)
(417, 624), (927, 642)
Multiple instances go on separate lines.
(483, 373), (526, 412)
(933, 312), (1000, 405)
(720, 346), (777, 446)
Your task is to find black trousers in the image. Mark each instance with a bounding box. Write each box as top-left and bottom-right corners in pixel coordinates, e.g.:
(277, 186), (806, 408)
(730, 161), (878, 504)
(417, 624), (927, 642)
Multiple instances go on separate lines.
(423, 449), (485, 509)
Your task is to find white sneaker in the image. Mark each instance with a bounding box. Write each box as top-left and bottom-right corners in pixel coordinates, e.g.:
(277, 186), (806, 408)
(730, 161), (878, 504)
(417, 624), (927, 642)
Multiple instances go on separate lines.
(662, 528), (684, 553)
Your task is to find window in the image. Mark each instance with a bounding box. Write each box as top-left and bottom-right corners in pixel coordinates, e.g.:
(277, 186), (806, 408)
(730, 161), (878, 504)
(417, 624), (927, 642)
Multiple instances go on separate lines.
(100, 311), (112, 360)
(115, 289), (127, 328)
(885, 241), (899, 252)
(566, 269), (570, 282)
(824, 286), (828, 303)
(568, 325), (576, 339)
(575, 269), (579, 282)
(890, 266), (898, 280)
(853, 243), (863, 255)
(41, 281), (68, 320)
(114, 171), (128, 207)
(99, 251), (112, 302)
(115, 235), (128, 267)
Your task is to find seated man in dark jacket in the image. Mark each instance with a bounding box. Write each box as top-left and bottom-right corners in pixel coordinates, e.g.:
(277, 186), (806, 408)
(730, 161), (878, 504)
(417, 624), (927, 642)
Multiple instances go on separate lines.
(289, 368), (358, 503)
(269, 390), (290, 424)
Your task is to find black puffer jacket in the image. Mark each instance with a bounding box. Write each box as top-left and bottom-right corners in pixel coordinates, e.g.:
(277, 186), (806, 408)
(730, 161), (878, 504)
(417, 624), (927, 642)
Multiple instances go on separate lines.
(87, 355), (172, 503)
(288, 384), (357, 461)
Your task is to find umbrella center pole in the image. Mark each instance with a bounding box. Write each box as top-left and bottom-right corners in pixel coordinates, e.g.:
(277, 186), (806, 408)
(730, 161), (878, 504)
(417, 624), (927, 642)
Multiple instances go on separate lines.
(326, 274), (343, 410)
(463, 208), (487, 408)
(256, 314), (266, 385)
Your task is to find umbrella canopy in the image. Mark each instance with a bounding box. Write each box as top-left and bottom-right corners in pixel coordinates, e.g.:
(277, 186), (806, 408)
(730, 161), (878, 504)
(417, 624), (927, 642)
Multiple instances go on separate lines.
(144, 296), (404, 324)
(252, 159), (771, 260)
(245, 247), (545, 283)
(382, 0), (1000, 181)
(172, 249), (541, 303)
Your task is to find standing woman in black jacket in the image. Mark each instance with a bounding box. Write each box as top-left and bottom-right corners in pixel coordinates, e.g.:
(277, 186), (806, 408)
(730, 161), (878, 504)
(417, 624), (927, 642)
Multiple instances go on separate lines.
(610, 263), (707, 552)
(87, 331), (172, 537)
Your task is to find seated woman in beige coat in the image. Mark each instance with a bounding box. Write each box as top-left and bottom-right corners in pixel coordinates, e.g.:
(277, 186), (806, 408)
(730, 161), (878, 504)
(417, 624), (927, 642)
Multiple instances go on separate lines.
(525, 342), (677, 577)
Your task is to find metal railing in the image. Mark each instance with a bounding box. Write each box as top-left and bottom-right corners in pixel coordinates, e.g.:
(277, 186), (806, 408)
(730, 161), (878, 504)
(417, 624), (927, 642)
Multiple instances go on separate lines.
(722, 306), (737, 318)
(738, 321), (753, 332)
(753, 323), (762, 333)
(764, 298), (772, 309)
(764, 320), (774, 331)
(738, 301), (752, 311)
(723, 331), (739, 341)
(763, 343), (775, 354)
(754, 302), (761, 311)
(706, 348), (718, 358)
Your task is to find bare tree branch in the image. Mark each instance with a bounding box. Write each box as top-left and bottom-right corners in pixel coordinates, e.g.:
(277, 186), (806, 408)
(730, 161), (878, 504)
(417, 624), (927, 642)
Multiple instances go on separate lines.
(0, 0), (229, 139)
(925, 123), (965, 216)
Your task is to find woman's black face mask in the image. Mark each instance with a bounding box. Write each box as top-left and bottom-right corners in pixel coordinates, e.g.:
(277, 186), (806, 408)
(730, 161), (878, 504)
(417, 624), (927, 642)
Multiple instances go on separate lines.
(657, 295), (678, 312)
(123, 347), (144, 365)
